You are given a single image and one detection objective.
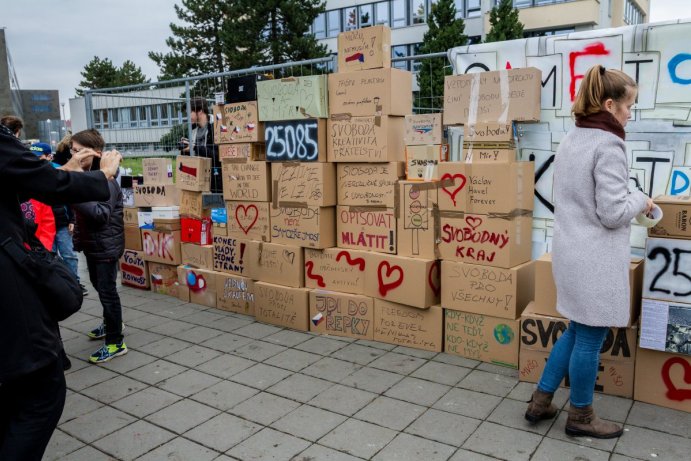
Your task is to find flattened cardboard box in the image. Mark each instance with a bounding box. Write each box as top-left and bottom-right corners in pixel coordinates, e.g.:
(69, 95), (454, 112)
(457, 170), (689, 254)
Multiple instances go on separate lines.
(337, 25), (391, 72)
(439, 213), (532, 268)
(445, 309), (520, 368)
(327, 115), (405, 163)
(134, 184), (180, 207)
(212, 101), (264, 143)
(257, 75), (329, 121)
(179, 191), (224, 220)
(124, 225), (143, 251)
(397, 180), (439, 259)
(310, 290), (374, 340)
(304, 248), (368, 295)
(463, 122), (513, 144)
(181, 243), (214, 270)
(212, 235), (254, 276)
(226, 201), (271, 242)
(442, 260), (534, 320)
(337, 206), (397, 254)
(218, 143), (266, 161)
(153, 218), (181, 232)
(272, 162), (336, 207)
(337, 162), (404, 207)
(177, 266), (217, 308)
(222, 161), (272, 202)
(271, 205), (335, 249)
(650, 195), (691, 239)
(264, 119), (328, 162)
(443, 67), (542, 125)
(255, 282), (310, 331)
(328, 68), (412, 117)
(374, 300), (443, 352)
(406, 144), (448, 181)
(148, 262), (181, 297)
(404, 113), (443, 146)
(142, 158), (173, 184)
(364, 253), (440, 309)
(141, 229), (181, 265)
(120, 249), (149, 289)
(216, 272), (256, 316)
(633, 348), (691, 413)
(249, 241), (305, 288)
(176, 156), (211, 192)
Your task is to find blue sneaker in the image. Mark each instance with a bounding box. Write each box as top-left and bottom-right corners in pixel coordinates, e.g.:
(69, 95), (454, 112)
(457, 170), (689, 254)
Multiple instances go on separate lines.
(89, 342), (128, 363)
(87, 323), (125, 340)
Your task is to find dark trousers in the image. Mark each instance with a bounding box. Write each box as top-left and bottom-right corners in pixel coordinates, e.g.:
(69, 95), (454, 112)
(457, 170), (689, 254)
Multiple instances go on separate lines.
(0, 357), (66, 461)
(86, 257), (123, 344)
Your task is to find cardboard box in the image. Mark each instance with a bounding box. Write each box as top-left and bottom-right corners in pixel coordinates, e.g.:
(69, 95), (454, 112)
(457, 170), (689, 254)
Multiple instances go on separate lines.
(442, 260), (535, 319)
(124, 225), (143, 251)
(374, 300), (443, 352)
(222, 161), (272, 202)
(264, 119), (327, 162)
(445, 309), (520, 368)
(406, 144), (448, 181)
(404, 113), (443, 146)
(650, 195), (691, 239)
(272, 162), (336, 207)
(443, 67), (542, 125)
(270, 205), (335, 249)
(152, 207), (180, 220)
(327, 115), (405, 163)
(397, 181), (439, 259)
(328, 68), (412, 117)
(216, 272), (256, 316)
(643, 237), (691, 307)
(212, 101), (264, 144)
(257, 75), (329, 121)
(181, 243), (214, 270)
(310, 291), (374, 340)
(254, 282), (311, 331)
(218, 143), (266, 161)
(439, 212), (532, 268)
(463, 122), (514, 144)
(176, 156), (212, 192)
(213, 235), (253, 277)
(180, 217), (213, 245)
(142, 158), (173, 184)
(148, 262), (182, 297)
(437, 162), (534, 214)
(137, 211), (154, 229)
(462, 147), (517, 164)
(225, 74), (271, 104)
(120, 249), (150, 289)
(124, 207), (138, 226)
(640, 299), (691, 356)
(249, 241), (304, 288)
(142, 229), (182, 265)
(633, 348), (691, 412)
(179, 191), (224, 220)
(337, 162), (404, 207)
(337, 206), (396, 254)
(226, 201), (271, 242)
(304, 248), (368, 295)
(213, 223), (227, 237)
(177, 266), (218, 308)
(337, 25), (391, 72)
(364, 253), (440, 309)
(134, 184), (180, 207)
(153, 218), (181, 232)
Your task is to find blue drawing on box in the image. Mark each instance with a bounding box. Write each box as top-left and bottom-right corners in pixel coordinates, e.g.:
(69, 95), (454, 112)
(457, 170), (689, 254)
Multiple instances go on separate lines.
(494, 324), (514, 345)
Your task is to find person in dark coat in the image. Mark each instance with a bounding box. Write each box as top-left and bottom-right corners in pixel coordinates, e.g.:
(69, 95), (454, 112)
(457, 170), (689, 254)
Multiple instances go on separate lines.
(179, 96), (222, 192)
(0, 121), (121, 460)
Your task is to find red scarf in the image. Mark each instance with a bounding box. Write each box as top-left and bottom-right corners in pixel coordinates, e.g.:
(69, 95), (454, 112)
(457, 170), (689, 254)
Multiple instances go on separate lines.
(575, 111), (626, 141)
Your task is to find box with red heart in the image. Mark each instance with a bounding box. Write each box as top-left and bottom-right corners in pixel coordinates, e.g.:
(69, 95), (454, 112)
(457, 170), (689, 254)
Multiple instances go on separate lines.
(363, 253), (440, 309)
(226, 201), (271, 242)
(304, 248), (369, 295)
(633, 348), (691, 412)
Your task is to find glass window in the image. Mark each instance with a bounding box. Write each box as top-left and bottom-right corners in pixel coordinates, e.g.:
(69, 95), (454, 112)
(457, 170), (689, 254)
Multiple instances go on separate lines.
(327, 10), (340, 37)
(392, 45), (409, 71)
(453, 0), (465, 18)
(375, 1), (389, 25)
(101, 109), (109, 129)
(411, 0), (426, 24)
(344, 7), (358, 31)
(93, 110), (101, 129)
(313, 12), (326, 39)
(514, 0), (532, 7)
(150, 105), (159, 127)
(160, 104), (170, 126)
(129, 107), (138, 127)
(411, 43), (423, 73)
(392, 0), (407, 27)
(467, 0), (481, 17)
(110, 109), (120, 129)
(31, 94), (51, 101)
(30, 105), (51, 112)
(138, 106), (148, 128)
(359, 4), (373, 27)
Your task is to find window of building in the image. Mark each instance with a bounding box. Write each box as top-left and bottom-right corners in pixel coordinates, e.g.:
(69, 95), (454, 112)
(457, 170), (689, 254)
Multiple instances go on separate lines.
(392, 0), (407, 27)
(313, 13), (326, 39)
(392, 44), (410, 71)
(31, 105), (51, 112)
(411, 0), (426, 24)
(375, 1), (390, 26)
(344, 7), (358, 31)
(624, 0), (644, 25)
(411, 42), (424, 73)
(110, 109), (120, 129)
(524, 27), (574, 37)
(467, 0), (481, 17)
(150, 105), (160, 127)
(454, 0), (465, 18)
(327, 10), (341, 37)
(130, 107), (138, 128)
(514, 0), (533, 7)
(360, 4), (373, 27)
(139, 106), (148, 128)
(101, 109), (109, 129)
(160, 104), (170, 126)
(31, 94), (51, 102)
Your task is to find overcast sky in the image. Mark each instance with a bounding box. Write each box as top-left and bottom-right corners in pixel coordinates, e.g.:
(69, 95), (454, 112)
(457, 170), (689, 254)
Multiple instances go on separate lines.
(1, 0), (689, 119)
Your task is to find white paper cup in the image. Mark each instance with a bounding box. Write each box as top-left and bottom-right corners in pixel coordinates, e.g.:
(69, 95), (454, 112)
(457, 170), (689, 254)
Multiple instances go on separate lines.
(635, 205), (663, 228)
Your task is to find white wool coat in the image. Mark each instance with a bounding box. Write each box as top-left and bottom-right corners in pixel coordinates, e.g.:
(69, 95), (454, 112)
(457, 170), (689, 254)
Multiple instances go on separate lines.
(552, 127), (648, 327)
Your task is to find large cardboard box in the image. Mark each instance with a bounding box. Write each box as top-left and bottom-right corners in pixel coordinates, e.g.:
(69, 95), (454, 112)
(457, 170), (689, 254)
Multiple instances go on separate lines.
(179, 191), (224, 220)
(270, 205), (335, 249)
(364, 253), (440, 309)
(337, 162), (404, 207)
(222, 161), (272, 202)
(120, 249), (150, 289)
(142, 229), (181, 265)
(254, 282), (310, 331)
(271, 162), (336, 207)
(310, 290), (374, 340)
(397, 181), (439, 259)
(328, 68), (412, 117)
(445, 309), (520, 368)
(640, 299), (691, 356)
(257, 75), (329, 121)
(304, 248), (368, 295)
(226, 201), (271, 242)
(633, 348), (691, 412)
(176, 156), (211, 192)
(443, 67), (542, 125)
(406, 144), (448, 181)
(650, 195), (691, 239)
(404, 113), (443, 146)
(644, 237), (691, 306)
(463, 122), (514, 144)
(181, 243), (214, 270)
(249, 241), (304, 288)
(212, 235), (253, 276)
(337, 206), (397, 254)
(225, 74), (271, 104)
(148, 262), (182, 297)
(439, 212), (532, 268)
(134, 184), (180, 207)
(177, 266), (217, 308)
(442, 260), (534, 319)
(264, 119), (328, 162)
(337, 25), (391, 72)
(218, 143), (266, 161)
(124, 225), (143, 251)
(216, 272), (256, 316)
(374, 300), (443, 352)
(152, 206), (180, 220)
(142, 158), (173, 184)
(327, 115), (405, 163)
(212, 101), (264, 144)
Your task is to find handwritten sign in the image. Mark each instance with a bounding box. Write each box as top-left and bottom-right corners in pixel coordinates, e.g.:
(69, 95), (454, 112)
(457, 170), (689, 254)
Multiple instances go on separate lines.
(226, 201), (271, 242)
(337, 206), (396, 254)
(148, 262), (181, 296)
(404, 113), (443, 145)
(134, 184), (179, 207)
(327, 115), (405, 162)
(633, 348), (691, 412)
(337, 162), (404, 207)
(445, 310), (519, 367)
(398, 181), (438, 259)
(216, 273), (255, 315)
(251, 241), (304, 288)
(120, 249), (149, 289)
(328, 68), (412, 116)
(644, 237), (691, 305)
(142, 158), (173, 184)
(272, 162), (336, 207)
(255, 282), (310, 331)
(257, 75), (328, 121)
(364, 253), (439, 308)
(310, 291), (374, 340)
(218, 143), (266, 161)
(213, 101), (263, 144)
(337, 25), (391, 72)
(271, 205), (335, 249)
(463, 122), (513, 144)
(406, 144), (447, 181)
(264, 119), (326, 162)
(181, 242), (214, 270)
(222, 161), (271, 202)
(142, 229), (181, 265)
(373, 300), (442, 352)
(304, 248), (367, 295)
(213, 235), (250, 276)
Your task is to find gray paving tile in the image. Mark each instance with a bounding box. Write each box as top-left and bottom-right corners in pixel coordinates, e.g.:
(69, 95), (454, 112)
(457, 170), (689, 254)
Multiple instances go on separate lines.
(626, 401), (691, 437)
(228, 427), (311, 461)
(263, 329), (314, 347)
(590, 392), (634, 423)
(119, 293), (151, 308)
(44, 429), (85, 461)
(615, 425), (691, 460)
(184, 413), (261, 452)
(609, 455), (648, 461)
(136, 437), (220, 461)
(121, 329), (165, 349)
(264, 348), (322, 371)
(384, 376), (451, 407)
(330, 343), (388, 365)
(404, 408), (481, 447)
(81, 375), (148, 404)
(138, 337), (192, 358)
(369, 352), (427, 375)
(165, 344), (223, 368)
(191, 379), (259, 411)
(319, 419), (397, 459)
(128, 359), (187, 385)
(110, 386), (182, 418)
(354, 396), (426, 431)
(457, 369), (518, 398)
(60, 445), (114, 461)
(546, 412), (618, 452)
(448, 448), (501, 461)
(92, 420), (175, 461)
(476, 362), (518, 378)
(355, 339), (397, 351)
(229, 363), (293, 389)
(433, 388), (502, 420)
(532, 437), (610, 461)
(59, 393), (104, 424)
(175, 325), (225, 343)
(231, 340), (287, 361)
(392, 345), (439, 360)
(179, 310), (228, 327)
(65, 365), (119, 391)
(302, 357), (362, 382)
(125, 313), (167, 330)
(266, 373), (334, 403)
(296, 336), (350, 355)
(410, 360), (472, 386)
(208, 315), (255, 332)
(310, 384), (377, 417)
(97, 349), (157, 374)
(292, 444), (363, 461)
(506, 382), (570, 410)
(487, 397), (555, 435)
(201, 332), (253, 353)
(272, 405), (347, 442)
(146, 318), (196, 336)
(196, 354), (255, 379)
(433, 353), (481, 369)
(146, 398), (221, 434)
(463, 421), (542, 461)
(157, 369), (222, 397)
(229, 392), (301, 425)
(60, 406), (136, 444)
(340, 366), (404, 394)
(233, 322), (284, 339)
(372, 433), (456, 461)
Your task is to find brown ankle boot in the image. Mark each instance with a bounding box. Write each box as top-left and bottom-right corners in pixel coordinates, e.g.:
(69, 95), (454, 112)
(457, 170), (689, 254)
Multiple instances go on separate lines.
(524, 389), (558, 424)
(565, 405), (623, 439)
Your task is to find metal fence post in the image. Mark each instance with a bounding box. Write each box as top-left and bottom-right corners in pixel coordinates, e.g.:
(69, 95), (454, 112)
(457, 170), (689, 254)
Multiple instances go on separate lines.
(84, 90), (94, 130)
(185, 79), (193, 157)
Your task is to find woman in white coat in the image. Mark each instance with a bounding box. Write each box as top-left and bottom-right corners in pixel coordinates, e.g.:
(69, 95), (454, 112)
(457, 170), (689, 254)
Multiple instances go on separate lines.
(524, 65), (654, 439)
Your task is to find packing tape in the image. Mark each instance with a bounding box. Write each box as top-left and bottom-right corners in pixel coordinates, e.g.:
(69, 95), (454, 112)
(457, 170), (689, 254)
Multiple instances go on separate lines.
(467, 72), (482, 126)
(347, 205), (389, 213)
(331, 113), (353, 121)
(439, 210), (465, 219)
(257, 241), (264, 264)
(498, 69), (510, 125)
(487, 209), (533, 220)
(465, 142), (473, 163)
(394, 184), (401, 219)
(272, 181), (279, 209)
(405, 181), (440, 192)
(279, 201), (309, 209)
(423, 164), (435, 181)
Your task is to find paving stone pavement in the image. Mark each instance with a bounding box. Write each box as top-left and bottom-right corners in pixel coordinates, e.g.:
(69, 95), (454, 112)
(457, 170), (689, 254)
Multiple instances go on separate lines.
(47, 276), (691, 460)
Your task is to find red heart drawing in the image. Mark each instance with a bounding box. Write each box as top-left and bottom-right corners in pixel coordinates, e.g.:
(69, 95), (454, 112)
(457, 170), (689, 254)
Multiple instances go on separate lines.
(428, 261), (441, 297)
(377, 261), (404, 297)
(235, 204), (259, 234)
(661, 357), (691, 402)
(465, 216), (482, 230)
(441, 173), (467, 207)
(336, 250), (366, 271)
(305, 261), (326, 288)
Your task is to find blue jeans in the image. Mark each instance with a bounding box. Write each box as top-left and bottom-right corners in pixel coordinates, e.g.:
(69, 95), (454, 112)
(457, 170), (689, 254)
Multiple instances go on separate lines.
(537, 321), (609, 407)
(53, 226), (79, 282)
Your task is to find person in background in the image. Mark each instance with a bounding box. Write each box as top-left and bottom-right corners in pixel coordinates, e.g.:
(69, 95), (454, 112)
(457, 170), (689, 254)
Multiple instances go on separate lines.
(0, 115), (23, 138)
(70, 129), (127, 363)
(24, 143), (57, 252)
(179, 96), (222, 192)
(524, 65), (652, 439)
(53, 131), (72, 167)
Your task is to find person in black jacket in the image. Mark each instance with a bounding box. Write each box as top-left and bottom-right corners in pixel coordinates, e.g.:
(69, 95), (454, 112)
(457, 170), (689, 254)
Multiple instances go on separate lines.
(0, 121), (121, 460)
(70, 129), (127, 364)
(179, 96), (222, 192)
